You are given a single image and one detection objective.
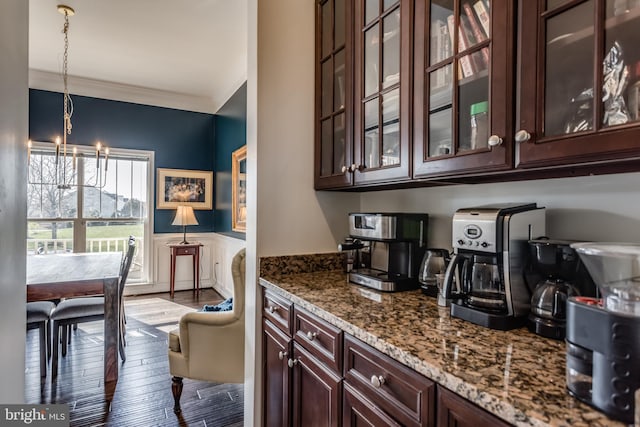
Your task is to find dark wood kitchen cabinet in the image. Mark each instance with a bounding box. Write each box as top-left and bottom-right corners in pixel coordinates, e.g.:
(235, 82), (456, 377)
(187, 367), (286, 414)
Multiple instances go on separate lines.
(262, 289), (343, 427)
(436, 386), (511, 427)
(315, 0), (354, 189)
(315, 0), (414, 189)
(516, 0), (640, 169)
(413, 0), (515, 178)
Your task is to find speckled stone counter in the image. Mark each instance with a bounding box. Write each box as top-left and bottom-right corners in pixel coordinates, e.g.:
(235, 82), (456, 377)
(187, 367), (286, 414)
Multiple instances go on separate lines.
(259, 255), (625, 427)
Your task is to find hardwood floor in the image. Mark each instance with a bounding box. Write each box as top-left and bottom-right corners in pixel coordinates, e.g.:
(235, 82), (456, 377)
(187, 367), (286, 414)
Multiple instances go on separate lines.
(25, 289), (244, 427)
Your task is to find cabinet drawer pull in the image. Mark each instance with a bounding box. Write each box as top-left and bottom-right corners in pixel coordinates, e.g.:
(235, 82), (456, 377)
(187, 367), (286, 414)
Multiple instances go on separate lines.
(306, 331), (318, 341)
(370, 375), (385, 389)
(267, 305), (278, 314)
(287, 358), (300, 368)
(514, 129), (532, 143)
(488, 135), (503, 147)
(278, 351), (288, 360)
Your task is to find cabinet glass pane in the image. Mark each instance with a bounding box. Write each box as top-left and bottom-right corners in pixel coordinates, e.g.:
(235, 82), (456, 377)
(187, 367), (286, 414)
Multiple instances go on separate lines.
(430, 1), (454, 66)
(459, 1), (489, 50)
(429, 64), (453, 111)
(335, 0), (346, 49)
(364, 98), (380, 168)
(322, 1), (332, 57)
(458, 53), (489, 152)
(365, 0), (379, 25)
(545, 0), (594, 136)
(547, 0), (569, 10)
(364, 24), (380, 97)
(334, 113), (346, 174)
(382, 88), (400, 166)
(321, 118), (332, 176)
(335, 49), (346, 110)
(382, 9), (400, 89)
(429, 108), (453, 157)
(322, 59), (332, 117)
(383, 0), (397, 11)
(604, 0), (640, 127)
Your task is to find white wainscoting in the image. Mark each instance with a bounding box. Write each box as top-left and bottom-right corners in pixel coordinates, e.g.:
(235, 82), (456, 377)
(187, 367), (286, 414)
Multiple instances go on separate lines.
(123, 232), (245, 298)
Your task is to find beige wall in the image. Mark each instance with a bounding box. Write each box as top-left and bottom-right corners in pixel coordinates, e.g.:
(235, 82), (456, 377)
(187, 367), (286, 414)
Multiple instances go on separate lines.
(0, 0), (28, 402)
(360, 172), (640, 249)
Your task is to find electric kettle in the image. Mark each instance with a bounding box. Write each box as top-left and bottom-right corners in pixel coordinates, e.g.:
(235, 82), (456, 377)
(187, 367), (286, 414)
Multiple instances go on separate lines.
(419, 248), (450, 297)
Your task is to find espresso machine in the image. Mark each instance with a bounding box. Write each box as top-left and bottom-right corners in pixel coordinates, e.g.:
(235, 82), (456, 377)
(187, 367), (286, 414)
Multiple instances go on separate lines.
(442, 203), (546, 330)
(339, 213), (428, 292)
(566, 243), (640, 424)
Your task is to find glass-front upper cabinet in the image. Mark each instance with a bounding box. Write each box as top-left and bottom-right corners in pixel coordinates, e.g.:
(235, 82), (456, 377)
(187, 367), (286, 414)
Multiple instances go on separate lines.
(413, 0), (514, 178)
(353, 0), (413, 185)
(518, 0), (640, 167)
(315, 0), (353, 189)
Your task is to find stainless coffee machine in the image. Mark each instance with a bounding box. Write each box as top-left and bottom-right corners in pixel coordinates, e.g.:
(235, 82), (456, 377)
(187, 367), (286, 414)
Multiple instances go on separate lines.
(442, 203), (546, 330)
(339, 213), (428, 292)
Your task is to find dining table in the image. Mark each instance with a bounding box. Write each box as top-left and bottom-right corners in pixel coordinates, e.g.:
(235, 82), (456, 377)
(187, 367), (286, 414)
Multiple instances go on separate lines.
(27, 252), (123, 386)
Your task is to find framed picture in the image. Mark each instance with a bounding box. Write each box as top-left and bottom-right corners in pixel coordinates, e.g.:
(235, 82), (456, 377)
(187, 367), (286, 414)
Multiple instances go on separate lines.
(232, 145), (247, 232)
(157, 168), (213, 210)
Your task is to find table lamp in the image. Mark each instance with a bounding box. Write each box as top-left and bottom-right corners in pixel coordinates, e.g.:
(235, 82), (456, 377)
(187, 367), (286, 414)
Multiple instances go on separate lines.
(172, 205), (198, 244)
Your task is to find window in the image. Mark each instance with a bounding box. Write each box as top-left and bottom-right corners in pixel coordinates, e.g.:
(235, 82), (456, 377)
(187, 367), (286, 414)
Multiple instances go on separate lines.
(27, 142), (154, 284)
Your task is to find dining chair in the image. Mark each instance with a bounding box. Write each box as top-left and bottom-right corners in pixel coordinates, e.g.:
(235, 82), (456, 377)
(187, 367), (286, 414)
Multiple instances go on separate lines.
(50, 236), (136, 379)
(26, 301), (56, 377)
(168, 248), (245, 413)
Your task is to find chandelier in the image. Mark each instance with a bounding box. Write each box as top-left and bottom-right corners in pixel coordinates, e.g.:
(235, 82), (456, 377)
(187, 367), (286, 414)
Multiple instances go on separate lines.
(28, 4), (109, 190)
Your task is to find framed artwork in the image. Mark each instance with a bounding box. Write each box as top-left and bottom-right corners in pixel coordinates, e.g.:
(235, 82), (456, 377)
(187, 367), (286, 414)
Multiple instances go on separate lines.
(232, 145), (247, 232)
(156, 168), (213, 210)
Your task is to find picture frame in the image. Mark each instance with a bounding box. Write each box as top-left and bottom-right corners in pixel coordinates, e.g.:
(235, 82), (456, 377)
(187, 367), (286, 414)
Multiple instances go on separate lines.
(231, 145), (247, 232)
(156, 168), (213, 210)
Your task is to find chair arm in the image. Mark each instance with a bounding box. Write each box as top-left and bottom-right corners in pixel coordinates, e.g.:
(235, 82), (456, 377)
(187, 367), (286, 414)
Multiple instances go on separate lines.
(177, 311), (243, 360)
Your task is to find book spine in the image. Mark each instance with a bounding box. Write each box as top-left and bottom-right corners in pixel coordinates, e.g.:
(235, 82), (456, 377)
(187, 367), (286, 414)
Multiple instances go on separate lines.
(457, 16), (477, 77)
(446, 15), (464, 79)
(474, 0), (491, 36)
(463, 2), (487, 41)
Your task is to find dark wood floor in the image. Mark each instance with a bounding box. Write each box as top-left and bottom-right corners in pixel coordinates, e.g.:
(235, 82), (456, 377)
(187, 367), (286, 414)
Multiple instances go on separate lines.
(25, 289), (244, 427)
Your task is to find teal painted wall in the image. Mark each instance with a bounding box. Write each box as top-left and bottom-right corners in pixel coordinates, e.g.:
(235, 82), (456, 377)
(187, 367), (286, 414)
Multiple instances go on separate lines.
(29, 89), (216, 233)
(214, 82), (247, 237)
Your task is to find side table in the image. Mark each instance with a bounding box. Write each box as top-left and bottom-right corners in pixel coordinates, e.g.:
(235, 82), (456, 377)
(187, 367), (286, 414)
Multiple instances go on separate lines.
(168, 242), (203, 298)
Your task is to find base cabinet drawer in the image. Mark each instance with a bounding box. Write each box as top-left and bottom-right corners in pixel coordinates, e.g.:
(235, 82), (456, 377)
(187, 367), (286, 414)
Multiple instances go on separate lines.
(343, 382), (401, 427)
(344, 334), (435, 427)
(436, 387), (511, 427)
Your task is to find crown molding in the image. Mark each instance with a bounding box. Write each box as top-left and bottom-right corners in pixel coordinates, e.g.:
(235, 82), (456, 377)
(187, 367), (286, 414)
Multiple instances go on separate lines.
(29, 69), (219, 114)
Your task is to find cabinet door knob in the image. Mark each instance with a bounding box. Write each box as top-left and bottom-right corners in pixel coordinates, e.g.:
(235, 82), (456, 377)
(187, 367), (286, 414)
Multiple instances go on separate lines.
(341, 165), (349, 174)
(306, 331), (318, 341)
(488, 135), (503, 147)
(287, 358), (299, 368)
(267, 305), (278, 314)
(356, 164), (365, 172)
(349, 164), (357, 173)
(370, 375), (385, 389)
(278, 351), (288, 360)
(514, 130), (532, 143)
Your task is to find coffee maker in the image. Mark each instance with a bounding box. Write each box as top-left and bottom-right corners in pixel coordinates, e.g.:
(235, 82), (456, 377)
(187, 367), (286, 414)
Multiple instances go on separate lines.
(566, 243), (640, 424)
(442, 203), (546, 330)
(339, 213), (428, 292)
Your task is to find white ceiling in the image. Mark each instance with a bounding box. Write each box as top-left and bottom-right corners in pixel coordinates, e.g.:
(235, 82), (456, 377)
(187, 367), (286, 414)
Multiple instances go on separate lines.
(29, 0), (247, 114)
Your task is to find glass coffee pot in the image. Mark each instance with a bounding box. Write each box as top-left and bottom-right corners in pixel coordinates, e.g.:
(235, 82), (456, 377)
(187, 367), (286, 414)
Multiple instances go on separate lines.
(466, 254), (505, 311)
(419, 248), (450, 297)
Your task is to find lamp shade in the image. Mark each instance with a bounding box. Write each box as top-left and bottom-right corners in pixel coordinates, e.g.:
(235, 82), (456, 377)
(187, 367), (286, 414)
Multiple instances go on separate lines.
(172, 206), (198, 226)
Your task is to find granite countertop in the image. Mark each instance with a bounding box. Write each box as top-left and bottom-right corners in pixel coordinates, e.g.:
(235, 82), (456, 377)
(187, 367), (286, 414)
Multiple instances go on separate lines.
(259, 268), (625, 427)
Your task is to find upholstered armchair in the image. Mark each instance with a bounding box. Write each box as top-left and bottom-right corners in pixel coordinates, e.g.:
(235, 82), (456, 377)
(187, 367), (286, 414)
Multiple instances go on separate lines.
(169, 248), (245, 413)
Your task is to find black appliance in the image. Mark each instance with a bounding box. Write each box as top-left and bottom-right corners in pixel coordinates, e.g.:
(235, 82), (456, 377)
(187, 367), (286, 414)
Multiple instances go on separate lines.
(566, 243), (640, 424)
(442, 203), (546, 330)
(527, 239), (583, 340)
(339, 213), (428, 292)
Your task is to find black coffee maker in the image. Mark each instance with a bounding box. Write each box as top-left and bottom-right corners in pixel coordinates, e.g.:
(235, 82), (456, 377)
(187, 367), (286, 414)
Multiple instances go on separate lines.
(527, 239), (588, 340)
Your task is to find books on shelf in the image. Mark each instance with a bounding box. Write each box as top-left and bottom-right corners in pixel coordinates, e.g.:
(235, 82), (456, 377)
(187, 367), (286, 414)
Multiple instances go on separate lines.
(463, 2), (487, 43)
(448, 14), (475, 78)
(430, 18), (452, 89)
(473, 0), (490, 37)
